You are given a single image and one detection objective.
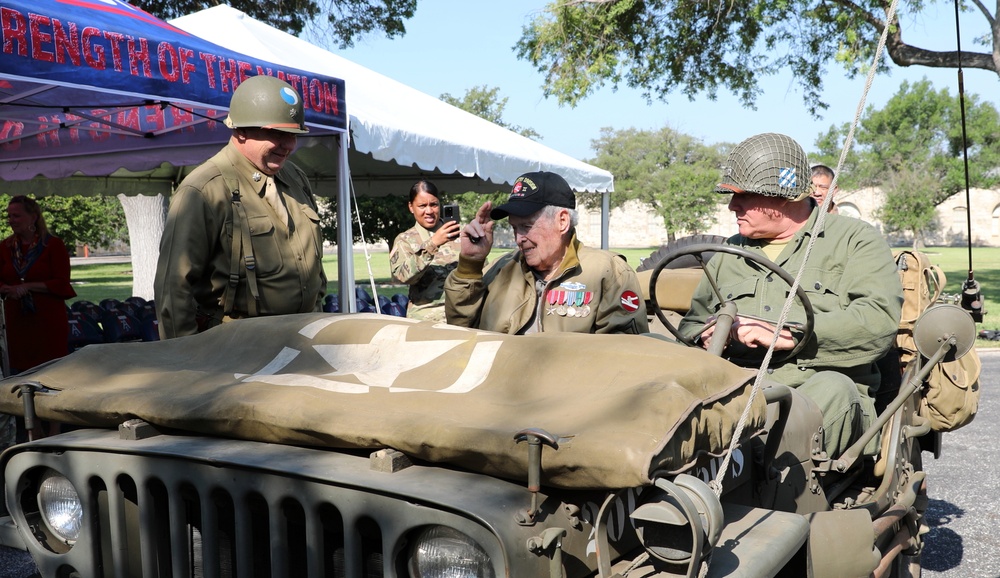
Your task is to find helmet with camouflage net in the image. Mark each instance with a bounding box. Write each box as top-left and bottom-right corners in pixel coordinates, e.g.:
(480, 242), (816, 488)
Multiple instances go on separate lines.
(716, 133), (810, 199)
(224, 75), (308, 134)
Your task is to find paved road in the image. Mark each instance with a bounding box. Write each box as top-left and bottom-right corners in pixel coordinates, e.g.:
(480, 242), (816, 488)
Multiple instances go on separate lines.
(922, 348), (1000, 578)
(1, 351), (997, 577)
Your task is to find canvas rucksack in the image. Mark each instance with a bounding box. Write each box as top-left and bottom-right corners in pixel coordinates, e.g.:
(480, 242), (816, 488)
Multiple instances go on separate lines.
(892, 249), (980, 432)
(894, 250), (945, 366)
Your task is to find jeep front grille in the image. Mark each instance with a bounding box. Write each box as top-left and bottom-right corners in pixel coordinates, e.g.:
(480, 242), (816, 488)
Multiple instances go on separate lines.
(4, 435), (507, 578)
(88, 475), (383, 578)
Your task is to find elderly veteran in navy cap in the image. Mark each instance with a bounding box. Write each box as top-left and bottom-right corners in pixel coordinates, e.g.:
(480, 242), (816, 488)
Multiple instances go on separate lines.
(444, 171), (648, 335)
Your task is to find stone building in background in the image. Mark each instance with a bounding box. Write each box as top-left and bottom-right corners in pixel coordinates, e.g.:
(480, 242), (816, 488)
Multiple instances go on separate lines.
(574, 188), (1000, 249)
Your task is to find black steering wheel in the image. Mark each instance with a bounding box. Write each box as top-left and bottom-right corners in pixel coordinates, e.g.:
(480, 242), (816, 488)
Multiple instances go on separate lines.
(648, 242), (815, 367)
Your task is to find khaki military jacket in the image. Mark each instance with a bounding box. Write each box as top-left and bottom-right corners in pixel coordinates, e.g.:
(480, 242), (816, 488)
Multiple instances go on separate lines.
(154, 143), (327, 338)
(389, 223), (459, 311)
(445, 234), (648, 335)
(679, 209), (902, 388)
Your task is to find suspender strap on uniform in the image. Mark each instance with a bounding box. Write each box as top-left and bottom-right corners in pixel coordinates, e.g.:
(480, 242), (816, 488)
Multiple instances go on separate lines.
(229, 191), (261, 317)
(213, 159), (262, 318)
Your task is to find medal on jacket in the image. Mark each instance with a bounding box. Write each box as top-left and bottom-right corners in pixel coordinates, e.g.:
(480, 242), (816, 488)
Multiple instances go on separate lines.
(546, 289), (559, 315)
(566, 290), (577, 317)
(579, 292), (593, 317)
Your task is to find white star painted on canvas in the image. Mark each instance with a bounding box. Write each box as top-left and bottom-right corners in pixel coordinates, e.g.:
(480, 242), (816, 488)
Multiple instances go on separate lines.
(314, 323), (465, 386)
(235, 316), (502, 394)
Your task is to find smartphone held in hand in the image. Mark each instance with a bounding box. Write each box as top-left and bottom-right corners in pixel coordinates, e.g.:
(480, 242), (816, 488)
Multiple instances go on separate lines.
(442, 204), (460, 224)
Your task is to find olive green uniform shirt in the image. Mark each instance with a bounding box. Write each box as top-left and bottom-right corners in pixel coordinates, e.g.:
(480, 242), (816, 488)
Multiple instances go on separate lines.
(154, 143), (327, 339)
(678, 209), (902, 457)
(679, 210), (902, 382)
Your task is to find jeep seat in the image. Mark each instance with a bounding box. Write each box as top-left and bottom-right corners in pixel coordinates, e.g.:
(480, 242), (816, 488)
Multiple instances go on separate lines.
(637, 267), (703, 335)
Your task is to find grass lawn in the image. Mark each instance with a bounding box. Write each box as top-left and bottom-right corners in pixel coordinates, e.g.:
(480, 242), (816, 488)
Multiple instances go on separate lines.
(70, 245), (1000, 345)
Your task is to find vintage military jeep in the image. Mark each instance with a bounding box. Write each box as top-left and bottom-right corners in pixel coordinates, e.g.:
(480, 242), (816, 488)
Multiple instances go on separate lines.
(0, 240), (979, 578)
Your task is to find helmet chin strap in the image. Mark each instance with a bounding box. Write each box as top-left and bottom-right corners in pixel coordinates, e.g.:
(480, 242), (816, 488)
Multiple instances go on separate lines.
(790, 189), (811, 203)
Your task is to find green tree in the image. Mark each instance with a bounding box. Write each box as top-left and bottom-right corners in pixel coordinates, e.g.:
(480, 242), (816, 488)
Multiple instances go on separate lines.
(587, 126), (726, 242)
(0, 195), (127, 255)
(515, 1), (999, 117)
(876, 167), (941, 248)
(811, 79), (1000, 200)
(133, 0), (415, 48)
(319, 193), (414, 251)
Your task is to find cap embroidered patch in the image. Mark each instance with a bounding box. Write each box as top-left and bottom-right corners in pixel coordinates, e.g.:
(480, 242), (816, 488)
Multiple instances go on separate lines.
(511, 178), (533, 197)
(620, 290), (640, 312)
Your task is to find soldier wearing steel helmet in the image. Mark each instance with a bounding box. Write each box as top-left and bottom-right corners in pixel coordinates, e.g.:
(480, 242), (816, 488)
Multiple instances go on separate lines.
(154, 75), (327, 338)
(678, 133), (902, 459)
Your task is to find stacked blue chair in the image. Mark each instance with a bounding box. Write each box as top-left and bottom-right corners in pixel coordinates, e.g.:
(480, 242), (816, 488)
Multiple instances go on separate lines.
(378, 294), (406, 317)
(98, 299), (143, 343)
(124, 296), (148, 308)
(323, 288), (408, 317)
(355, 286), (373, 305)
(71, 300), (104, 328)
(349, 286), (374, 313)
(66, 306), (104, 351)
(126, 296), (160, 341)
(115, 298), (144, 320)
(392, 293), (410, 317)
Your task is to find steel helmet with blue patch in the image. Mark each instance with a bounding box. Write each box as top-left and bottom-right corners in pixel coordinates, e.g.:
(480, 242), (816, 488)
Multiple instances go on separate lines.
(715, 133), (810, 200)
(224, 75), (308, 134)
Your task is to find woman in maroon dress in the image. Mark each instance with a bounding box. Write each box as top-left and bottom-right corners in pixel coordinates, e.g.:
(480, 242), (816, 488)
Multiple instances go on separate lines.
(0, 196), (77, 375)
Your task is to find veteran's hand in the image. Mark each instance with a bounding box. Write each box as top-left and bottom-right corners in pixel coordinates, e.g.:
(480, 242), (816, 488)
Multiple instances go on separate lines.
(461, 202), (494, 261)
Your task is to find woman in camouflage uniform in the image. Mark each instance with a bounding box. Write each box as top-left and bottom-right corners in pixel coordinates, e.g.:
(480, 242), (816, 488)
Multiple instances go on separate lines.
(389, 180), (461, 321)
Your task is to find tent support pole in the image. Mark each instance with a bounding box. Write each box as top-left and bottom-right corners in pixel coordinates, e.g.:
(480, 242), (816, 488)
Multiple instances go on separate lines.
(601, 192), (610, 250)
(337, 131), (357, 312)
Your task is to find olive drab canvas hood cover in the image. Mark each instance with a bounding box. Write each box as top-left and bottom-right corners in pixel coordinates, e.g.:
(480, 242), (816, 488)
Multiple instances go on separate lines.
(0, 314), (762, 489)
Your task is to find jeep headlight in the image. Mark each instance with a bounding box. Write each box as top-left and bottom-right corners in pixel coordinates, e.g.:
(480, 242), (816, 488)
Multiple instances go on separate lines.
(407, 525), (495, 578)
(37, 470), (83, 545)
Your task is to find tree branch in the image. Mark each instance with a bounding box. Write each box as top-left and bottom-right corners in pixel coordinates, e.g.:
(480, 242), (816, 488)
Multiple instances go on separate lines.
(886, 29), (998, 72)
(826, 0), (888, 31)
(827, 0), (999, 74)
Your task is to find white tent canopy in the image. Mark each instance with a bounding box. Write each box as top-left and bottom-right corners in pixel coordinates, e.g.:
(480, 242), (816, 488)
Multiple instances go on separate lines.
(169, 5), (613, 196)
(1, 3), (613, 199)
(0, 1), (614, 306)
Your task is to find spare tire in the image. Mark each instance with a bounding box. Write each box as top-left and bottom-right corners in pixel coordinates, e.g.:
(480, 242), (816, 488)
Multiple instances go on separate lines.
(636, 234), (729, 271)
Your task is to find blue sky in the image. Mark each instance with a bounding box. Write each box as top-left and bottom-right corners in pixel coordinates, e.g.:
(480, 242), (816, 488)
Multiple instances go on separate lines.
(331, 1), (1000, 162)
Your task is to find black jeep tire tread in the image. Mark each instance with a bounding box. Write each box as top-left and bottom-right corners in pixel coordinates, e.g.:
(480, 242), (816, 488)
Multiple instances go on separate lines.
(636, 234), (730, 272)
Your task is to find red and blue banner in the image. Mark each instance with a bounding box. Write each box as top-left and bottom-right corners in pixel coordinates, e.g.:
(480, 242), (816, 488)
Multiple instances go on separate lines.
(0, 0), (346, 174)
